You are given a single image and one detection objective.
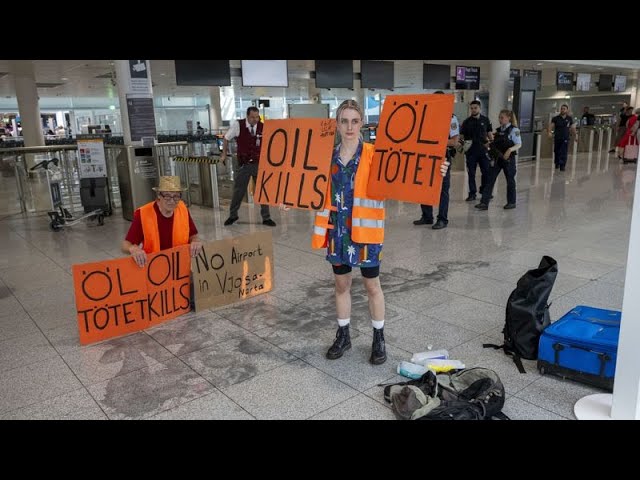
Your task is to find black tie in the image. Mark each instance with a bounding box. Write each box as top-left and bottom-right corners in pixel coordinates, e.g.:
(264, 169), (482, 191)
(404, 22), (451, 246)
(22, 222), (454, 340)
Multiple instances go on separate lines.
(250, 125), (255, 136)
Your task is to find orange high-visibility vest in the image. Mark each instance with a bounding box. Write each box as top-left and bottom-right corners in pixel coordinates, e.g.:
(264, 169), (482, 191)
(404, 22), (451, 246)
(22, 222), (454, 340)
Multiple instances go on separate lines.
(139, 201), (190, 254)
(312, 142), (385, 249)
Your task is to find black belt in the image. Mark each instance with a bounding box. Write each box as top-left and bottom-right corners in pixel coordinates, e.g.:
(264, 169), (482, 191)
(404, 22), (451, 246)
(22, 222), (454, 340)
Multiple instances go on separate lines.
(239, 156), (257, 165)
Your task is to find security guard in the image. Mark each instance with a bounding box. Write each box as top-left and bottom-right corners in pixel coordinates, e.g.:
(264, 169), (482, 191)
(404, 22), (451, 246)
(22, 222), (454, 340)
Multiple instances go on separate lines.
(548, 104), (577, 171)
(475, 109), (521, 211)
(459, 100), (493, 201)
(413, 91), (459, 230)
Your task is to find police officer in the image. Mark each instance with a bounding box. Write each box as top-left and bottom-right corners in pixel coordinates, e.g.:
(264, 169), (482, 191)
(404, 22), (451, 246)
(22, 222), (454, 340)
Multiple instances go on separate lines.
(413, 91), (459, 230)
(548, 104), (577, 171)
(459, 100), (493, 201)
(475, 109), (521, 211)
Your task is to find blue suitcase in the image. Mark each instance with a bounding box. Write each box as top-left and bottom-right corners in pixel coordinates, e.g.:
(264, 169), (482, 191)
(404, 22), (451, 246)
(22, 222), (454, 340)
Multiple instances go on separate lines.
(537, 305), (620, 391)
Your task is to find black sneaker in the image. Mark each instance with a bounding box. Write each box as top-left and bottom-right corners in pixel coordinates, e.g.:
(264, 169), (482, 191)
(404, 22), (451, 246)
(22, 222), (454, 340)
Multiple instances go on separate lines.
(475, 203), (488, 210)
(370, 327), (387, 365)
(413, 218), (433, 225)
(262, 219), (276, 227)
(224, 216), (238, 226)
(432, 220), (447, 230)
(503, 203), (516, 210)
(465, 194), (477, 202)
(326, 325), (351, 360)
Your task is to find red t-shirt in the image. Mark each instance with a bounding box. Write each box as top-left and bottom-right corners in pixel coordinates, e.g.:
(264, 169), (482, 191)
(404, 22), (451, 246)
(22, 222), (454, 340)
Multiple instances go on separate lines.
(125, 202), (198, 251)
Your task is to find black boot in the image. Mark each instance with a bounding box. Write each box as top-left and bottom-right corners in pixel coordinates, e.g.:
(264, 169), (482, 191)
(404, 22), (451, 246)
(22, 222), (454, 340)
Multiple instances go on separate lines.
(326, 325), (351, 359)
(370, 327), (387, 365)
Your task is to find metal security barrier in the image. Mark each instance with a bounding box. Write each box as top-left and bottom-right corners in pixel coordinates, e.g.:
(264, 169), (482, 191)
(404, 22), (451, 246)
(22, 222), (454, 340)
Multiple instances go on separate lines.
(155, 141), (189, 177)
(0, 140), (227, 217)
(0, 145), (122, 215)
(172, 154), (222, 209)
(105, 145), (126, 209)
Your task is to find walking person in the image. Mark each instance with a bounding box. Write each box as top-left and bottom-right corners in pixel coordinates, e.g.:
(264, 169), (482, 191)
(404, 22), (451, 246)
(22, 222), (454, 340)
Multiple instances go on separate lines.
(548, 104), (577, 171)
(222, 107), (275, 227)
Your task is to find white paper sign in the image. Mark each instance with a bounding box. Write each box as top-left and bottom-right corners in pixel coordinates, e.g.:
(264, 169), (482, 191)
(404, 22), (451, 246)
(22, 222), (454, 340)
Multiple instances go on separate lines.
(77, 138), (107, 178)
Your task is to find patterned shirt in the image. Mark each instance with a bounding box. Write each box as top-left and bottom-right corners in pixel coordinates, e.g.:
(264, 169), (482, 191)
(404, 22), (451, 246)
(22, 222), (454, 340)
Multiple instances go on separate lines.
(326, 140), (383, 267)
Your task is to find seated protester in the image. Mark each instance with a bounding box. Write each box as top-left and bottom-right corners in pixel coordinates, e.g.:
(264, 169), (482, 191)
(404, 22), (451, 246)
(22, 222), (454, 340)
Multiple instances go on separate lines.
(475, 109), (521, 211)
(122, 176), (203, 267)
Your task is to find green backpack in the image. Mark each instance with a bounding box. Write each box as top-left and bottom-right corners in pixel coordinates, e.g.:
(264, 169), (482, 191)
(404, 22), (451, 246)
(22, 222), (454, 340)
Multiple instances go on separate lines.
(382, 368), (509, 420)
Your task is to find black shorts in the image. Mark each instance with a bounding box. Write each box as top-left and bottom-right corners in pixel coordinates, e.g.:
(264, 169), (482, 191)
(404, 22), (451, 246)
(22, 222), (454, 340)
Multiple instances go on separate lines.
(332, 264), (380, 278)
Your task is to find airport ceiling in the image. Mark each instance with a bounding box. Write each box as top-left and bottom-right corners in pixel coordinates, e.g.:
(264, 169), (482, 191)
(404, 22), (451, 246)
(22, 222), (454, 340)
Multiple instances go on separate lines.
(0, 59), (636, 99)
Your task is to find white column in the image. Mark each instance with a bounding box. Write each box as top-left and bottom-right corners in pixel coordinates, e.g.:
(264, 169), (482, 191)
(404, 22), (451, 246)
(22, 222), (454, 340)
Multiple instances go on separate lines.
(611, 153), (640, 419)
(488, 60), (511, 126)
(10, 60), (44, 151)
(115, 60), (133, 145)
(209, 87), (222, 131)
(576, 144), (640, 420)
(114, 60), (155, 145)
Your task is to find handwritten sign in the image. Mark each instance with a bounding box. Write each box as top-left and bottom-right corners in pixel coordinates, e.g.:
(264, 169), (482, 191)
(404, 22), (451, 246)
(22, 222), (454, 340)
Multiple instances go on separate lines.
(72, 245), (191, 345)
(368, 94), (454, 205)
(255, 118), (336, 210)
(192, 231), (274, 310)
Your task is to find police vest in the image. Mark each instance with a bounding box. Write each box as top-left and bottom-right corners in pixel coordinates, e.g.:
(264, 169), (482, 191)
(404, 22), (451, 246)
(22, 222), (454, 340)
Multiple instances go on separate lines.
(139, 201), (190, 254)
(236, 120), (263, 164)
(311, 142), (384, 248)
(493, 125), (516, 161)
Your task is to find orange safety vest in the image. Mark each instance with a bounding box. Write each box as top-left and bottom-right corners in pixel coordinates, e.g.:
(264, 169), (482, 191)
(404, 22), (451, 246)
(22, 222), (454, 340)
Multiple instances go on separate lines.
(139, 201), (190, 254)
(311, 142), (385, 249)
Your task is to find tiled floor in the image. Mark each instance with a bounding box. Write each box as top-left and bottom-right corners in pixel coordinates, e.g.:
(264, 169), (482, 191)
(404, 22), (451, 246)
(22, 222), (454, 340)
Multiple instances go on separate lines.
(0, 151), (632, 420)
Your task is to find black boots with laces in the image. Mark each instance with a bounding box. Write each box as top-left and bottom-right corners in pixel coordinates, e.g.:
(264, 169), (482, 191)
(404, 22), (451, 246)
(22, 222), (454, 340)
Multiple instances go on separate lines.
(370, 327), (387, 365)
(326, 325), (351, 359)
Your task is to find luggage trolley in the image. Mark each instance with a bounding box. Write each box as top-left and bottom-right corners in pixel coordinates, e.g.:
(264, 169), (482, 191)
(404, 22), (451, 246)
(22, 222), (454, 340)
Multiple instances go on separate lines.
(30, 158), (106, 231)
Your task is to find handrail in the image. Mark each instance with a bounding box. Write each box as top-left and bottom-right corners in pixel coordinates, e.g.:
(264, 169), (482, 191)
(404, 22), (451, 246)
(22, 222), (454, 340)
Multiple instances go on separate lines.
(0, 144), (78, 154)
(156, 141), (189, 147)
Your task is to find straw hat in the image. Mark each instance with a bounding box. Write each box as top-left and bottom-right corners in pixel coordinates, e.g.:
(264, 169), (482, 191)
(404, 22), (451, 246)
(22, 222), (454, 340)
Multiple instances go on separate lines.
(152, 176), (186, 192)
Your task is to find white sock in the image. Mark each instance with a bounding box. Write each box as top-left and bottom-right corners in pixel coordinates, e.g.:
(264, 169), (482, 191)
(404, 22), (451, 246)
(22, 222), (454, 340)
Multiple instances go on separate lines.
(337, 318), (350, 327)
(372, 319), (385, 330)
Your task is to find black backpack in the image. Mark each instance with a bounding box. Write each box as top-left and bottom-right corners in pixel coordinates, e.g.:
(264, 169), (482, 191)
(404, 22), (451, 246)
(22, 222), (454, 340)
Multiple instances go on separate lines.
(484, 256), (558, 373)
(382, 368), (509, 420)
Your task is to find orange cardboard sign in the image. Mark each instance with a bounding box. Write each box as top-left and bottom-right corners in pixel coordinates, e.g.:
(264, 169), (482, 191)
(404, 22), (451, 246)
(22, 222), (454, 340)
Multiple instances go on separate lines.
(72, 245), (191, 345)
(255, 118), (336, 210)
(368, 94), (454, 204)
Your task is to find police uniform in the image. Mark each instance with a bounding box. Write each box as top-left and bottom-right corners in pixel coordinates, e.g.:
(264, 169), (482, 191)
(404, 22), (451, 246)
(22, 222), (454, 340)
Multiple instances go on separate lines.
(551, 114), (574, 170)
(419, 114), (459, 225)
(479, 123), (521, 208)
(460, 113), (493, 198)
